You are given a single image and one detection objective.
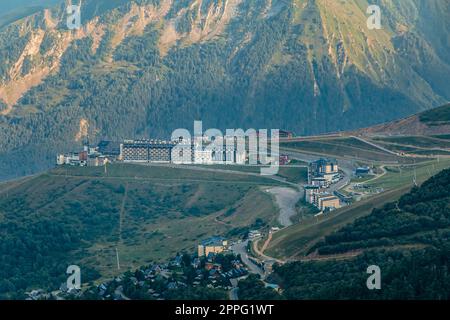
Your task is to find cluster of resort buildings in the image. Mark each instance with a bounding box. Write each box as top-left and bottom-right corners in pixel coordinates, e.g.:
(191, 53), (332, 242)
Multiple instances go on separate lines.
(56, 141), (120, 167)
(57, 137), (344, 214)
(304, 158), (342, 212)
(56, 135), (291, 167)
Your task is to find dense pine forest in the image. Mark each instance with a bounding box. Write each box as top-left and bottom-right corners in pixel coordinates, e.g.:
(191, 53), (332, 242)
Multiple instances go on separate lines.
(1, 0), (450, 179)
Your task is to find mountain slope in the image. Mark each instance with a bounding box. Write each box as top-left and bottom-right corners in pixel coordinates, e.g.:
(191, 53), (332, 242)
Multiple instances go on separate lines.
(254, 168), (450, 300)
(0, 164), (280, 299)
(311, 168), (450, 256)
(0, 0), (449, 179)
(355, 103), (450, 136)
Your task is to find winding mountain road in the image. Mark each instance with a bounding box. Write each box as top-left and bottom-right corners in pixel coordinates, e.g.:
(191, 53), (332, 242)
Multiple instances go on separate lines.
(230, 240), (264, 278)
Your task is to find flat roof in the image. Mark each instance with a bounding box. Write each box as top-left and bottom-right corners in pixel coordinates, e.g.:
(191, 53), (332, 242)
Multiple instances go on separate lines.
(201, 236), (226, 246)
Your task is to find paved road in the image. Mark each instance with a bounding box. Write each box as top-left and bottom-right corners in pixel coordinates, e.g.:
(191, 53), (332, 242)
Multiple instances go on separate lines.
(329, 165), (353, 193)
(351, 135), (398, 155)
(230, 240), (264, 278)
(114, 286), (130, 300)
(229, 287), (239, 301)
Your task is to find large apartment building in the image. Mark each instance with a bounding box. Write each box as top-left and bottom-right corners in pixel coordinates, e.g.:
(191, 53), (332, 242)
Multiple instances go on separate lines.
(121, 139), (247, 165)
(315, 194), (341, 212)
(310, 158), (339, 175)
(198, 237), (229, 257)
(308, 158), (340, 186)
(305, 189), (341, 212)
(304, 158), (342, 212)
(120, 140), (176, 163)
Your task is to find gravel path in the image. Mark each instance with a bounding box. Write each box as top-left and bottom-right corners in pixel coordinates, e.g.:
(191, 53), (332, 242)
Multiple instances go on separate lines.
(267, 187), (302, 227)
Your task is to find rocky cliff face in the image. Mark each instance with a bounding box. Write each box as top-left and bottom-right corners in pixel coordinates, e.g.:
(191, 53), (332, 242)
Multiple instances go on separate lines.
(0, 0), (449, 178)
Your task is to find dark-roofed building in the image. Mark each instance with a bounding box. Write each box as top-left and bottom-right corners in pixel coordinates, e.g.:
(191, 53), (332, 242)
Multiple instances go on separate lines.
(309, 158), (339, 184)
(98, 141), (121, 156)
(120, 140), (176, 163)
(356, 167), (371, 176)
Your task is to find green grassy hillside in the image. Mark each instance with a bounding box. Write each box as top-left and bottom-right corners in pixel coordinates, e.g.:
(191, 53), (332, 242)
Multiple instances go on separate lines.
(267, 157), (450, 259)
(420, 103), (450, 124)
(266, 185), (411, 259)
(281, 136), (412, 163)
(310, 168), (450, 257)
(0, 164), (280, 299)
(244, 168), (450, 300)
(372, 136), (450, 149)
